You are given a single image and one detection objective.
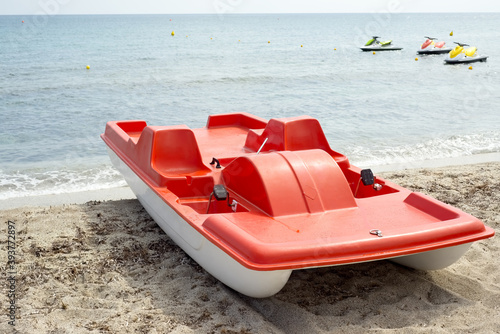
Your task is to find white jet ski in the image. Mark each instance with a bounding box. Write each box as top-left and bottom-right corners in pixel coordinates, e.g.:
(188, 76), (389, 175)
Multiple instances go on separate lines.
(360, 36), (403, 51)
(417, 36), (452, 55)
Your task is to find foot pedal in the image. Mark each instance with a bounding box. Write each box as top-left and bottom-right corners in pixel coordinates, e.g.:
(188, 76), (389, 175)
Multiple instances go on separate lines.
(360, 169), (374, 186)
(213, 184), (228, 201)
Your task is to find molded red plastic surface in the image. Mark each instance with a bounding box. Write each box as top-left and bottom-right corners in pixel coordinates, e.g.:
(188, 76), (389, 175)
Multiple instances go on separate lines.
(435, 41), (446, 48)
(421, 39), (433, 49)
(101, 113), (495, 270)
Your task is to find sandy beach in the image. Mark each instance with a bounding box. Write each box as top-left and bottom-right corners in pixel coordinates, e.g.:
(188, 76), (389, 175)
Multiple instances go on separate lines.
(1, 162), (498, 334)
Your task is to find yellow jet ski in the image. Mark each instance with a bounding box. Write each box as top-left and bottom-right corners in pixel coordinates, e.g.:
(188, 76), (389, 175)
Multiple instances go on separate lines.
(445, 42), (488, 64)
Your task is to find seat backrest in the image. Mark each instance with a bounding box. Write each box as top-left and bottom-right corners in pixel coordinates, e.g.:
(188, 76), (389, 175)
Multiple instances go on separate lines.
(151, 127), (210, 176)
(245, 116), (331, 153)
(282, 117), (331, 151)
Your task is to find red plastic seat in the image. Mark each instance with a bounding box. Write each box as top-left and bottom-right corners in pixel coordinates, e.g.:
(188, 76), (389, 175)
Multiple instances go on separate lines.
(151, 127), (211, 177)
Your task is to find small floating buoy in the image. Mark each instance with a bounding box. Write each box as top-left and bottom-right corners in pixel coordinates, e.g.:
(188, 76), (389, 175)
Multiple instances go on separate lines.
(450, 31), (453, 36)
(22, 20), (24, 23)
(373, 51), (376, 55)
(334, 48), (336, 51)
(171, 31), (174, 36)
(300, 45), (303, 47)
(86, 65), (90, 70)
(170, 19), (172, 21)
(415, 57), (418, 61)
(268, 41), (270, 43)
(210, 37), (213, 40)
(469, 66), (473, 70)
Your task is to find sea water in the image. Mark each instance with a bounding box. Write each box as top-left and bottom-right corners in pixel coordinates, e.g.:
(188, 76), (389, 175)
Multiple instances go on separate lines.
(1, 13), (499, 200)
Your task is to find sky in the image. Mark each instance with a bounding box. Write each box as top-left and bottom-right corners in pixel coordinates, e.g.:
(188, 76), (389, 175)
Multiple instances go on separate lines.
(1, 0), (499, 15)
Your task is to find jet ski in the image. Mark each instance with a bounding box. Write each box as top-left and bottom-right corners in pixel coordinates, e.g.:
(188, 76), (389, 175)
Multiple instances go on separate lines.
(360, 36), (403, 51)
(444, 42), (488, 64)
(417, 36), (452, 54)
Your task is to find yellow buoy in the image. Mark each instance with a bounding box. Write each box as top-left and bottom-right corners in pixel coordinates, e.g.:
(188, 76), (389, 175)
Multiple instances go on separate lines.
(334, 48), (336, 50)
(415, 57), (418, 61)
(210, 37), (213, 40)
(450, 31), (453, 36)
(373, 51), (376, 55)
(268, 41), (270, 43)
(469, 66), (473, 70)
(171, 31), (174, 36)
(86, 65), (90, 70)
(301, 45), (303, 47)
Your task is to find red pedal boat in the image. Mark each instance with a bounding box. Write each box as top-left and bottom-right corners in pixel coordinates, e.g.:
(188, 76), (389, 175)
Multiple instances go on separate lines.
(101, 113), (494, 297)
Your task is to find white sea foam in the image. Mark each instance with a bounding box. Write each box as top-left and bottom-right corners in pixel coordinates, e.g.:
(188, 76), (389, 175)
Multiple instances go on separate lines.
(0, 164), (126, 200)
(349, 132), (500, 168)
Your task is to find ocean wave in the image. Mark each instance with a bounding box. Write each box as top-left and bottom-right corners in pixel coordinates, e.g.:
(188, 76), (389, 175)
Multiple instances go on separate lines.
(176, 68), (343, 86)
(0, 164), (126, 200)
(348, 132), (500, 167)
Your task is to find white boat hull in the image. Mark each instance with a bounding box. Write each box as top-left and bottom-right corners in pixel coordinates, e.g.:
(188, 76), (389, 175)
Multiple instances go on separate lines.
(108, 148), (292, 298)
(417, 48), (452, 55)
(444, 55), (488, 64)
(107, 148), (474, 297)
(390, 243), (470, 270)
(361, 46), (403, 51)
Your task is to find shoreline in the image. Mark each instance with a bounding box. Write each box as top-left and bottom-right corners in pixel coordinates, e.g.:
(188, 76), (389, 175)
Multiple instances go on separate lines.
(1, 152), (499, 210)
(0, 186), (135, 211)
(366, 152), (500, 173)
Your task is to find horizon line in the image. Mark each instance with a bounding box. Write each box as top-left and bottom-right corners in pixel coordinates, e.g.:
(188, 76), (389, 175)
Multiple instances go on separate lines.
(1, 11), (498, 16)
